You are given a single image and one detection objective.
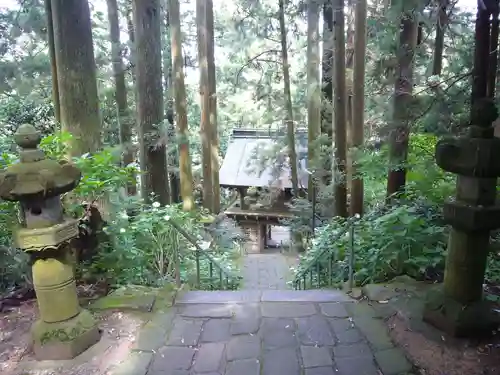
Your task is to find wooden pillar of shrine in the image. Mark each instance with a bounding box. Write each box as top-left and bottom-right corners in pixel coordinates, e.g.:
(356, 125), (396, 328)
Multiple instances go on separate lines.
(260, 223), (267, 249)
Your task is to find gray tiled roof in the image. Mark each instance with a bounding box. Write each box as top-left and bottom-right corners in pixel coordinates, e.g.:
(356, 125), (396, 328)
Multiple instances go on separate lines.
(219, 128), (309, 189)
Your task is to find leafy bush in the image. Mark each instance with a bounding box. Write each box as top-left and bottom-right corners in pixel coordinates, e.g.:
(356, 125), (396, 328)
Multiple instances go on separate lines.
(86, 199), (241, 289)
(295, 202), (447, 287)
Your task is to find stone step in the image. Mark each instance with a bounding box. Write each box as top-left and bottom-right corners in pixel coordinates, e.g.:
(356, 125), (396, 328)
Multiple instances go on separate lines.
(176, 289), (354, 305)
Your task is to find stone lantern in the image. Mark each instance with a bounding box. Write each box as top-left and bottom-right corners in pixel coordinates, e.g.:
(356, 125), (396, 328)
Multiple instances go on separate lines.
(423, 100), (500, 337)
(0, 124), (100, 360)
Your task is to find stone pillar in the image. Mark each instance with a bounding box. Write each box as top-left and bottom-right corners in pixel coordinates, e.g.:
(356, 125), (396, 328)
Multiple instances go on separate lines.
(423, 100), (500, 337)
(0, 124), (100, 360)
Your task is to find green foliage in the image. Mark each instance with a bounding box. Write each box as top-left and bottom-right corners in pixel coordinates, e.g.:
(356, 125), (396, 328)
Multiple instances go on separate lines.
(40, 131), (137, 215)
(86, 200), (241, 289)
(295, 203), (447, 287)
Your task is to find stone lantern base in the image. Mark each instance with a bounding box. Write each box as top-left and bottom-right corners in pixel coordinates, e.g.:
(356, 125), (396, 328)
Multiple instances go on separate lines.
(423, 288), (499, 337)
(31, 309), (100, 361)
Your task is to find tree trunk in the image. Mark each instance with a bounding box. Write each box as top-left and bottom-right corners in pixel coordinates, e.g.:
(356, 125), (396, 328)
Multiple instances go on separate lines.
(106, 0), (136, 196)
(196, 0), (213, 211)
(346, 0), (354, 209)
(278, 0), (299, 195)
(307, 0), (321, 200)
(206, 0), (220, 213)
(163, 3), (181, 203)
(349, 0), (367, 216)
(132, 0), (170, 205)
(51, 0), (101, 156)
(44, 0), (60, 125)
(279, 0), (303, 252)
(432, 0), (448, 76)
(386, 3), (419, 198)
(126, 7), (136, 83)
(333, 0), (347, 218)
(169, 0), (194, 211)
(321, 0), (334, 186)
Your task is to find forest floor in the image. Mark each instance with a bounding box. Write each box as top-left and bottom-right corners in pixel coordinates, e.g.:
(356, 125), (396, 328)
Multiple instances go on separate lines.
(1, 287), (147, 375)
(361, 276), (500, 375)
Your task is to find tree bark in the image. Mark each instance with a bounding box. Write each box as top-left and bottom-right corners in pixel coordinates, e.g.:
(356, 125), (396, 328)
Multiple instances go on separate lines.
(307, 0), (321, 200)
(321, 0), (334, 186)
(432, 0), (448, 76)
(279, 0), (303, 252)
(333, 0), (347, 217)
(278, 0), (299, 195)
(206, 0), (220, 213)
(106, 0), (136, 195)
(169, 0), (194, 211)
(44, 0), (60, 125)
(196, 0), (213, 211)
(349, 0), (367, 216)
(51, 0), (101, 156)
(126, 7), (136, 83)
(132, 0), (170, 205)
(386, 3), (419, 198)
(163, 3), (181, 203)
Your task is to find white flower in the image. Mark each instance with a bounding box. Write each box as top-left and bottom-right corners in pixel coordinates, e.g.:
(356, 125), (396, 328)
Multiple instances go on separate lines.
(152, 202), (161, 208)
(120, 228), (126, 233)
(120, 212), (129, 219)
(199, 241), (211, 250)
(163, 215), (170, 221)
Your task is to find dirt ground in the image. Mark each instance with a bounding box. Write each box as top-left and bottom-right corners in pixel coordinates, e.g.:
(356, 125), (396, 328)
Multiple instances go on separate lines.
(387, 307), (500, 375)
(0, 299), (144, 375)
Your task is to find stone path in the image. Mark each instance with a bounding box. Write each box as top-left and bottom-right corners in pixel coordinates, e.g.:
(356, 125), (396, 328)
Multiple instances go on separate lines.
(113, 290), (413, 375)
(241, 252), (292, 290)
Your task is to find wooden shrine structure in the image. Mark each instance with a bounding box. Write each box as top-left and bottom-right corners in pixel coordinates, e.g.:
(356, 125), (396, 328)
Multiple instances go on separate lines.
(219, 128), (308, 253)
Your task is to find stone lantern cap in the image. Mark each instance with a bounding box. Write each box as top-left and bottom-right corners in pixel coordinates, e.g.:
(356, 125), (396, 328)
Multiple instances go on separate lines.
(0, 124), (81, 202)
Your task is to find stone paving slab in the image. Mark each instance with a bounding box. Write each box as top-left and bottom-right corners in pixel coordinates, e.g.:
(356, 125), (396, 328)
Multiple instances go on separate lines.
(111, 298), (413, 375)
(261, 290), (354, 302)
(242, 253), (291, 290)
(177, 290), (262, 304)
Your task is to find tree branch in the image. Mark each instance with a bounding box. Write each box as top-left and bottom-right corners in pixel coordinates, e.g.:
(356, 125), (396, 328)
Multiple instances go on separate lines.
(236, 49), (280, 84)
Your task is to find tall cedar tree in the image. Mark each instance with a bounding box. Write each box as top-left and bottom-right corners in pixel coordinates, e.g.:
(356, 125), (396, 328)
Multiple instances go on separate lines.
(51, 0), (101, 156)
(196, 0), (214, 211)
(349, 0), (367, 216)
(106, 0), (136, 195)
(386, 2), (419, 198)
(321, 0), (334, 186)
(163, 3), (181, 203)
(307, 0), (321, 199)
(206, 0), (221, 213)
(169, 0), (195, 211)
(44, 0), (60, 124)
(132, 0), (170, 205)
(333, 0), (347, 217)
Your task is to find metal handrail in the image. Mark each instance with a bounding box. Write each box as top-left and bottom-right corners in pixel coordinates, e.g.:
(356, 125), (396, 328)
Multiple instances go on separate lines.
(293, 216), (360, 287)
(166, 218), (242, 289)
(292, 205), (386, 290)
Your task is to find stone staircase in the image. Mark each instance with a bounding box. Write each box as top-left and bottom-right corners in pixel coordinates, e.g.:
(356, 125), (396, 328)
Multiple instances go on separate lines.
(175, 289), (352, 304)
(113, 288), (414, 375)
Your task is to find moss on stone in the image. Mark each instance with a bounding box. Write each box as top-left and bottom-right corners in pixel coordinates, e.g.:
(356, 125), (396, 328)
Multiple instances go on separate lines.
(32, 309), (97, 345)
(31, 309), (100, 360)
(89, 284), (179, 313)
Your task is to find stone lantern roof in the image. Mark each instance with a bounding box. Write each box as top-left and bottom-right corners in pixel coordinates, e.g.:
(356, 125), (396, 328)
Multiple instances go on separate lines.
(0, 124), (81, 201)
